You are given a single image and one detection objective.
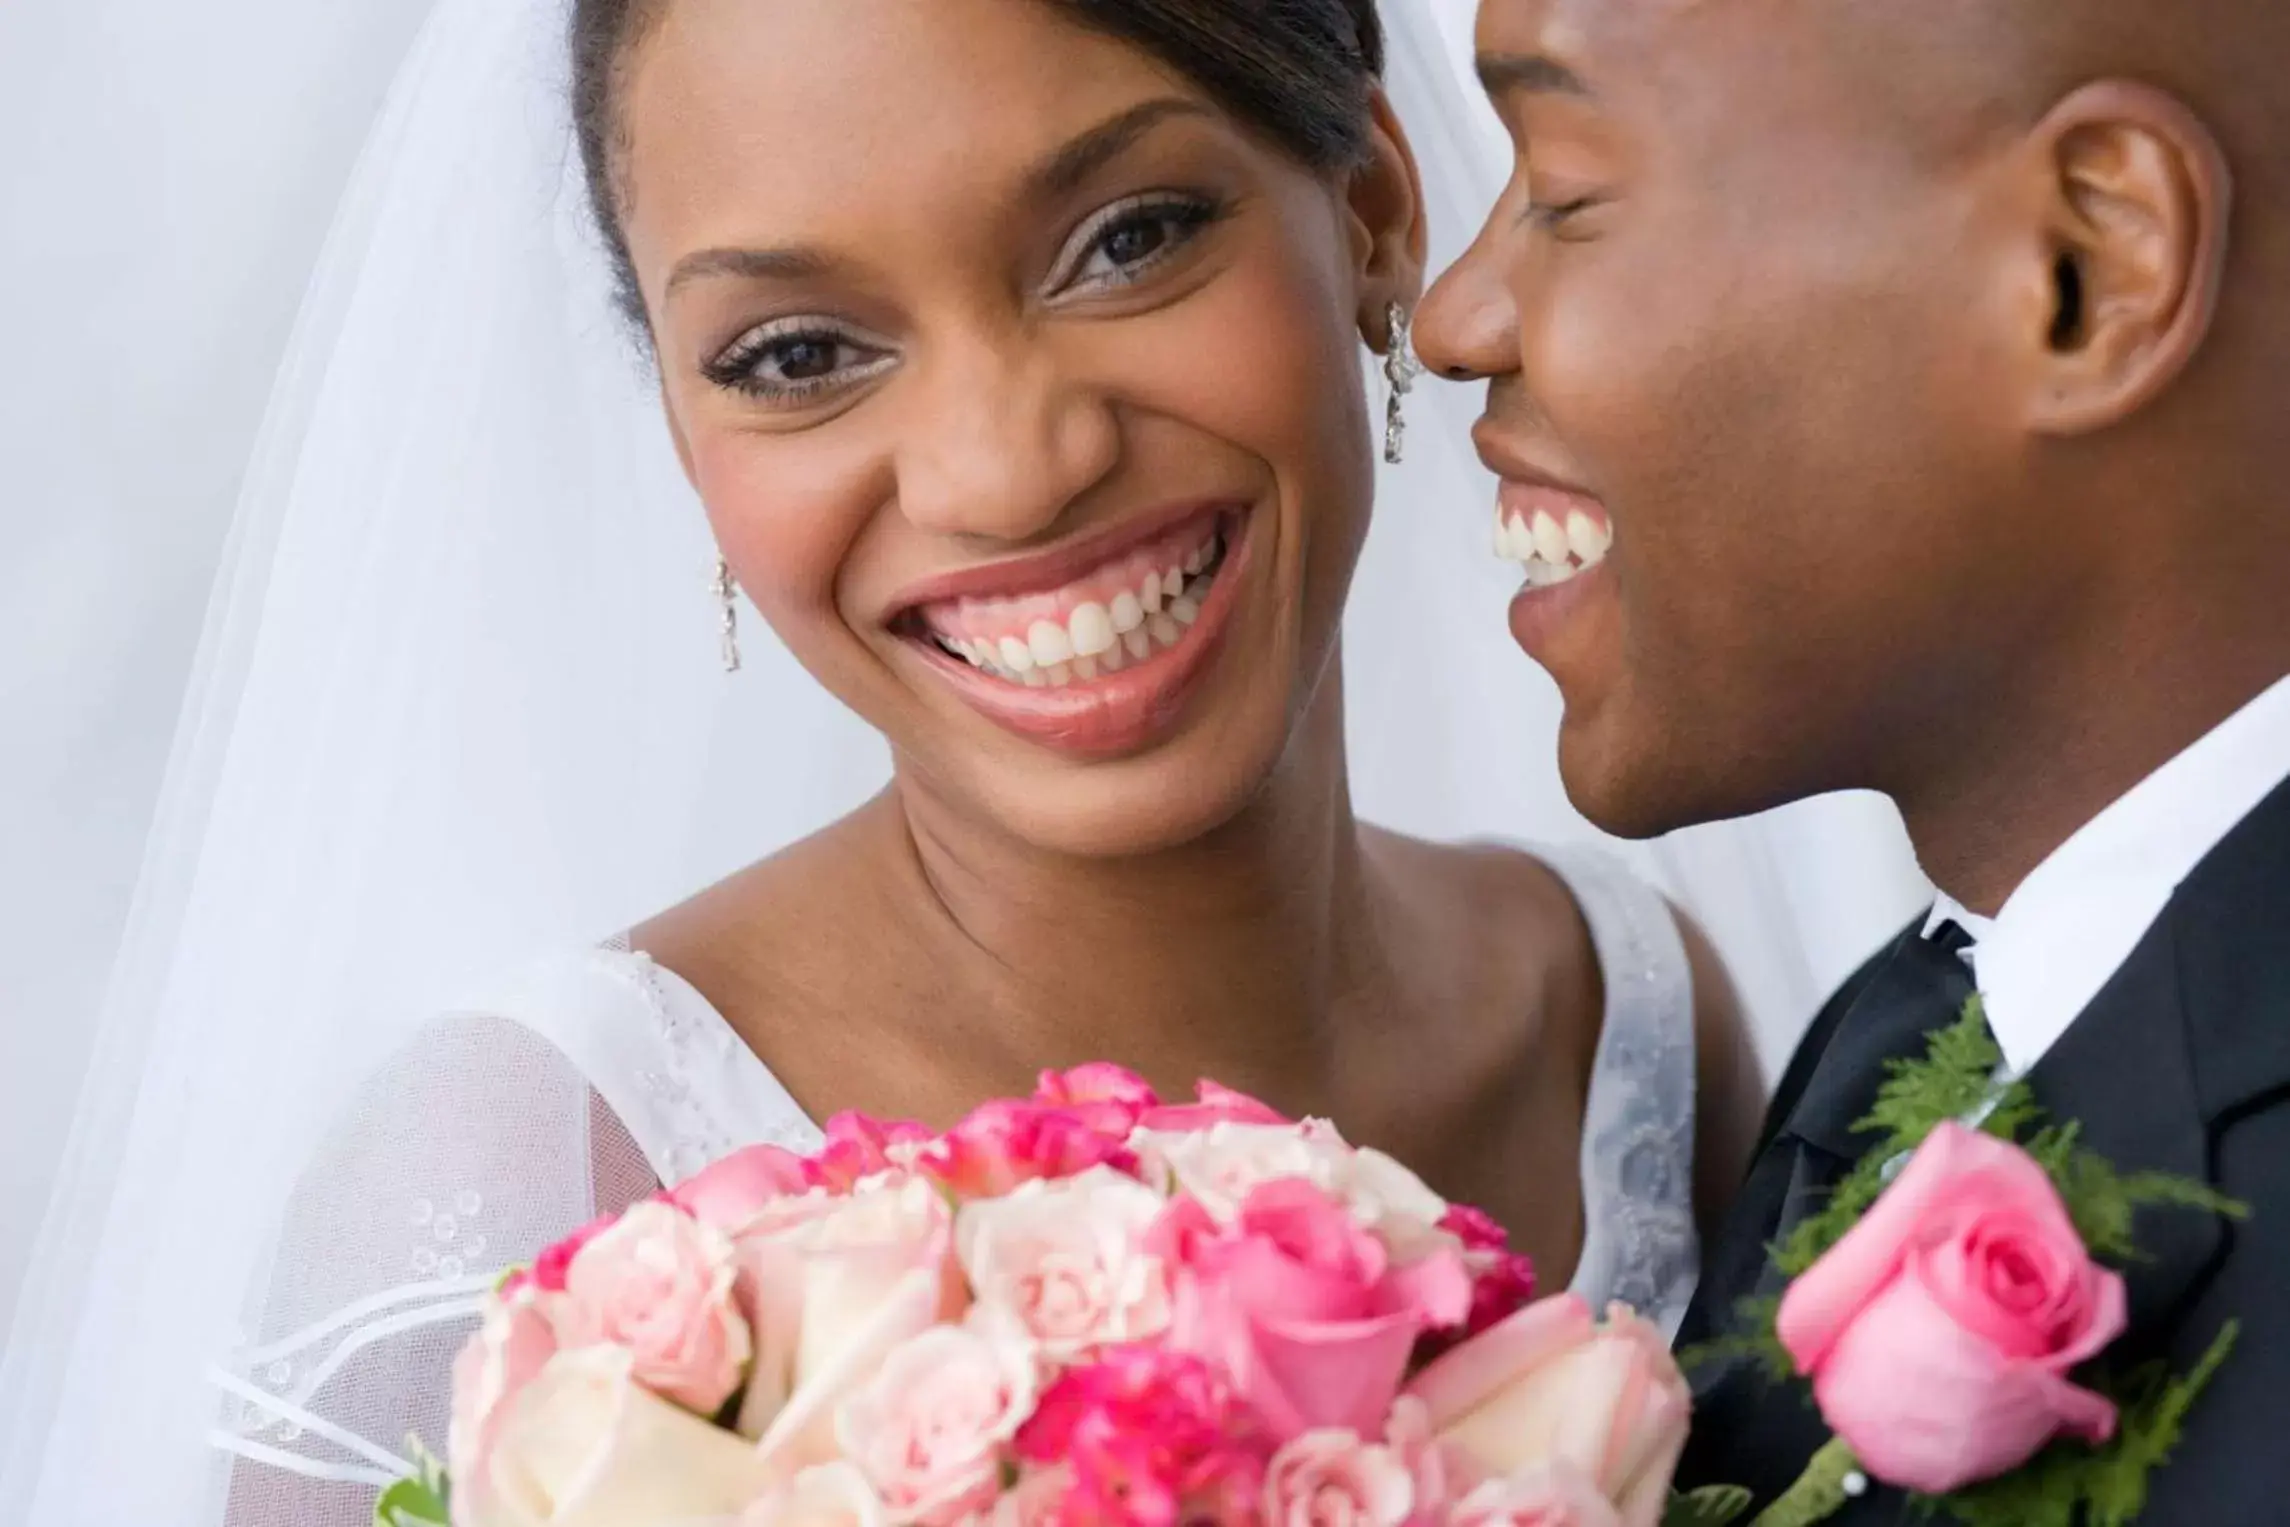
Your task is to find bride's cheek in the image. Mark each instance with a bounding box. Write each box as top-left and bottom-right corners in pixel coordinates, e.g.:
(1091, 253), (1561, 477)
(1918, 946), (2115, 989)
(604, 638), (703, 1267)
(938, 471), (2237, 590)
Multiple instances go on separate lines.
(689, 433), (887, 671)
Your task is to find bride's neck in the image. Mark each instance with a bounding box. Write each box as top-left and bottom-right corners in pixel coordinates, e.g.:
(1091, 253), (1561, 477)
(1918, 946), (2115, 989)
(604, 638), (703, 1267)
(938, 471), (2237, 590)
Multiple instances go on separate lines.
(873, 678), (1385, 1095)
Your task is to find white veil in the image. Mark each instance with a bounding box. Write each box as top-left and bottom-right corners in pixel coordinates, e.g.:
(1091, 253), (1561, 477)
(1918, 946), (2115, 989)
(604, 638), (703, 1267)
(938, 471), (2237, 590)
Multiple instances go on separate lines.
(0, 0), (1926, 1521)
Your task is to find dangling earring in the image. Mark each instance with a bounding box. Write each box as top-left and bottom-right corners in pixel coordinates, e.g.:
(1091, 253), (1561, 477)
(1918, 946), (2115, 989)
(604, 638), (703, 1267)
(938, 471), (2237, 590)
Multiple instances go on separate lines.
(711, 555), (741, 674)
(1382, 301), (1422, 465)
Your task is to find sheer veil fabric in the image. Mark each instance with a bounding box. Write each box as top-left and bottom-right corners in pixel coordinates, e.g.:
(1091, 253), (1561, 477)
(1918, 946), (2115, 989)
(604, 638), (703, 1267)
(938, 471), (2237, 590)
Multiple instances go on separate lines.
(0, 0), (1928, 1521)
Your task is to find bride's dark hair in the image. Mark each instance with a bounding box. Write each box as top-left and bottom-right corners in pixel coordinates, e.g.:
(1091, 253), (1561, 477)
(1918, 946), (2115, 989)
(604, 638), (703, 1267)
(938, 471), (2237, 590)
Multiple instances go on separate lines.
(569, 0), (1385, 326)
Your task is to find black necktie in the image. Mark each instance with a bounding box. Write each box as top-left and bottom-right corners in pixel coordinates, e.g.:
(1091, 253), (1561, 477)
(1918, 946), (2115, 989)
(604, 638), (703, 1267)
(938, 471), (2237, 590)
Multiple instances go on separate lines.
(1674, 925), (1979, 1506)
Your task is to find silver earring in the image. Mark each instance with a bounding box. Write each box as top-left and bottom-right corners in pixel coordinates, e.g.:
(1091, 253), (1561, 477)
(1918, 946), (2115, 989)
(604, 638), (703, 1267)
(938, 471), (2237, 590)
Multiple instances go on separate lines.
(1383, 301), (1422, 465)
(711, 555), (741, 674)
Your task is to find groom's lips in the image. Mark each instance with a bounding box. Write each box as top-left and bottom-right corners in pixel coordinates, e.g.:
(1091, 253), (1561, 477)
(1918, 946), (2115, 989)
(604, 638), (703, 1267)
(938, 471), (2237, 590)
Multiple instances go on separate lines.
(1471, 427), (1616, 667)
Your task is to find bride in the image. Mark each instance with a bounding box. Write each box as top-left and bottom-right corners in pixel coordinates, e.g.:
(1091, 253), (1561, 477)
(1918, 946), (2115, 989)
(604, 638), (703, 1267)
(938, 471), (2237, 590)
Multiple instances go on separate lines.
(0, 1), (1792, 1522)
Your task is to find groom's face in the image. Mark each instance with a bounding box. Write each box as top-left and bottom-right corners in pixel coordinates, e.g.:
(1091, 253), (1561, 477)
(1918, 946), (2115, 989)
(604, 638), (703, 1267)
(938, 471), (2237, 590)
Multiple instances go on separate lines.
(1419, 0), (2039, 836)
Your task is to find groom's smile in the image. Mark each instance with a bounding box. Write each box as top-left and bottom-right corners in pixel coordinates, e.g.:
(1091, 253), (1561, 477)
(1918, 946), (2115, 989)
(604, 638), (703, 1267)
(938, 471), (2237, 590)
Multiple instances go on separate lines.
(1416, 0), (2063, 840)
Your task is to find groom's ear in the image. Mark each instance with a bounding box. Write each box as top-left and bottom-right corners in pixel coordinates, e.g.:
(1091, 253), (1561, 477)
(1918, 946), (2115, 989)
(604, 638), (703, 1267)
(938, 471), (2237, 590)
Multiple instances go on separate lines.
(2015, 81), (2232, 437)
(1348, 85), (1431, 351)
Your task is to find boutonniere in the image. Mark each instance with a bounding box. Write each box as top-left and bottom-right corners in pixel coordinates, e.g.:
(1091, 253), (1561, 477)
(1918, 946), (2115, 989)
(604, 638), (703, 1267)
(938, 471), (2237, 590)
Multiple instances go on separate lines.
(1675, 1003), (2245, 1527)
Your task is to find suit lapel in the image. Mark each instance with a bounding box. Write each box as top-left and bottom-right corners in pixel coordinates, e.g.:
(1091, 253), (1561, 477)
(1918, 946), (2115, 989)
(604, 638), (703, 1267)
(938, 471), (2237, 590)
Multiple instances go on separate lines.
(2024, 771), (2290, 1339)
(2024, 916), (2224, 1337)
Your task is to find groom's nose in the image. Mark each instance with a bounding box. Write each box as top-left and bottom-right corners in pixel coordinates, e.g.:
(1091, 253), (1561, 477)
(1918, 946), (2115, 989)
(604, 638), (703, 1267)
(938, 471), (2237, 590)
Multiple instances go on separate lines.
(1415, 228), (1520, 384)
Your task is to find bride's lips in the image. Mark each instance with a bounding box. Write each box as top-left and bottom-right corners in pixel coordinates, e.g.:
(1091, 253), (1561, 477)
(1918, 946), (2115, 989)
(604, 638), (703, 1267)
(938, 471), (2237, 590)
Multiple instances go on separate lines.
(886, 500), (1256, 759)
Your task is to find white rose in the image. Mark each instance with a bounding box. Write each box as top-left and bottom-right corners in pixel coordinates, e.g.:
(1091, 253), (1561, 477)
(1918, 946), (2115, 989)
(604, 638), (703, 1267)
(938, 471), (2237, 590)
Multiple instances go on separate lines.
(1134, 1120), (1450, 1253)
(464, 1346), (770, 1527)
(741, 1462), (889, 1527)
(956, 1165), (1170, 1357)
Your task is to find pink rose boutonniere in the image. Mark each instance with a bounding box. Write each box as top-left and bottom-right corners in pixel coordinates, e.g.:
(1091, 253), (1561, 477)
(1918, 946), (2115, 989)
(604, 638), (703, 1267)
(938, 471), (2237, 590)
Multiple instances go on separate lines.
(1687, 1005), (2244, 1527)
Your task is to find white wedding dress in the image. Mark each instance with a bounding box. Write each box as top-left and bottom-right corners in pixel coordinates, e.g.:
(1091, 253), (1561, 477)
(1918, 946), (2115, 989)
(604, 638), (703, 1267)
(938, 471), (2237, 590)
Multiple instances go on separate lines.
(206, 846), (1699, 1523)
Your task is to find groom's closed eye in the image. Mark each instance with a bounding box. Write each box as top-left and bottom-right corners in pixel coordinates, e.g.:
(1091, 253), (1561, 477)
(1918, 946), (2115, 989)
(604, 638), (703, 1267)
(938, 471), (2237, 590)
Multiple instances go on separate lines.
(1475, 52), (1593, 104)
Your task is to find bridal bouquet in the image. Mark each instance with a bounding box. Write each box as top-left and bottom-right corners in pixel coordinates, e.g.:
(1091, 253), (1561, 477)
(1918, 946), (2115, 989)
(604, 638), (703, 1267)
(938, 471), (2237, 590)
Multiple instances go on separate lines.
(387, 1065), (1690, 1527)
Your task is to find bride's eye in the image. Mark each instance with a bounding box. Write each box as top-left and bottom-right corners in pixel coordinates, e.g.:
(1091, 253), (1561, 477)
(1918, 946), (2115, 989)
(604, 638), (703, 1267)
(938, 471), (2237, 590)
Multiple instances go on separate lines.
(703, 320), (895, 403)
(1050, 192), (1227, 297)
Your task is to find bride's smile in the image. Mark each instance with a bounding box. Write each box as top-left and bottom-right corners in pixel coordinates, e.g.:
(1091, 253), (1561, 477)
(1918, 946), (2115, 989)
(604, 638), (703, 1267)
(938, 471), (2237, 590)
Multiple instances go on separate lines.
(890, 498), (1258, 758)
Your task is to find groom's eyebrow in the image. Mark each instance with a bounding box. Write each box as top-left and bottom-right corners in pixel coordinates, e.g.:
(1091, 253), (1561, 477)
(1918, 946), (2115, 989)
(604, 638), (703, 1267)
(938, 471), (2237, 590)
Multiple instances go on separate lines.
(1476, 53), (1593, 100)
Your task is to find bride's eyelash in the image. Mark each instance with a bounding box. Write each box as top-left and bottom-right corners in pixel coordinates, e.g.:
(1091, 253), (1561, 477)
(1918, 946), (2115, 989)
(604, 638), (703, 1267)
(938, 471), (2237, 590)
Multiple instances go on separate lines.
(701, 320), (887, 403)
(1523, 194), (1601, 233)
(1050, 191), (1230, 293)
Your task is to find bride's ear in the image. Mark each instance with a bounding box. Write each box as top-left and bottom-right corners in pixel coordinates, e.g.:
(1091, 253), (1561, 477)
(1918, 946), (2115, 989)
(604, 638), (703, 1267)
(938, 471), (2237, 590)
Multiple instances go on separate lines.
(1349, 85), (1429, 351)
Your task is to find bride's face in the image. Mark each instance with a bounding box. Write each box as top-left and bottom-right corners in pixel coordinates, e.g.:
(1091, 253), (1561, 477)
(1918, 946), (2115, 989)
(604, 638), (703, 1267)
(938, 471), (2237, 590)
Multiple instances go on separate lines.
(613, 0), (1418, 857)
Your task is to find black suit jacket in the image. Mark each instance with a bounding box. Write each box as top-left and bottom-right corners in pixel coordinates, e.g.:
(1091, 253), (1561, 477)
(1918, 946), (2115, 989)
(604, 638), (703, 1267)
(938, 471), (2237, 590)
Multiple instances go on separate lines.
(1675, 773), (2290, 1523)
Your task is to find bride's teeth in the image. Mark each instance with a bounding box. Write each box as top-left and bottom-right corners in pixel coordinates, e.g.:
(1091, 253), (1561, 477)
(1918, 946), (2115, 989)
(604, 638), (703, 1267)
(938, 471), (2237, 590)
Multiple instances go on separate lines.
(1169, 594), (1202, 626)
(1110, 591), (1145, 634)
(1183, 546), (1205, 575)
(1148, 613), (1183, 648)
(1021, 666), (1050, 687)
(1044, 661), (1074, 686)
(1141, 572), (1165, 615)
(1068, 601), (1116, 658)
(1027, 619), (1073, 667)
(1123, 628), (1153, 661)
(1566, 510), (1612, 566)
(998, 635), (1036, 674)
(1530, 511), (1570, 565)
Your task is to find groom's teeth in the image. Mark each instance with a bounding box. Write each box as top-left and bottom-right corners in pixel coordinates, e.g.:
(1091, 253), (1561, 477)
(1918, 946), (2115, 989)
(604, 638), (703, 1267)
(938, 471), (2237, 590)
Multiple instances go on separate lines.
(1494, 507), (1611, 587)
(1566, 510), (1612, 565)
(1530, 511), (1570, 565)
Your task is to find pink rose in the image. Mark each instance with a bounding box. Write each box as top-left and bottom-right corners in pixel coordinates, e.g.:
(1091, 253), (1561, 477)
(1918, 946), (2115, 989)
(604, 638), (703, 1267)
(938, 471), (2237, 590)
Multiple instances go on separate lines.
(733, 1176), (965, 1480)
(447, 1286), (557, 1519)
(1407, 1295), (1688, 1527)
(671, 1144), (820, 1228)
(1138, 1079), (1289, 1132)
(1155, 1178), (1472, 1443)
(812, 1112), (935, 1193)
(1775, 1121), (2128, 1495)
(1447, 1463), (1623, 1527)
(1017, 1343), (1272, 1527)
(1034, 1064), (1162, 1137)
(1262, 1429), (1417, 1527)
(919, 1101), (1142, 1200)
(956, 1165), (1172, 1357)
(838, 1324), (1039, 1526)
(551, 1200), (753, 1415)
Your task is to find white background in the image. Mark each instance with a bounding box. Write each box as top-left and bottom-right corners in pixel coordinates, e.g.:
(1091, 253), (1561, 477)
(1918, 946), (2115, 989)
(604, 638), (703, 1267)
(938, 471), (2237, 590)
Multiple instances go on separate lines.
(0, 0), (1928, 1332)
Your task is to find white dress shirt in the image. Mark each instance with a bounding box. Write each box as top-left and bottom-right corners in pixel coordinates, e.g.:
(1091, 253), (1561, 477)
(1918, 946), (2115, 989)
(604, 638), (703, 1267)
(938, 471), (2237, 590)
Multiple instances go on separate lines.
(1924, 673), (2290, 1075)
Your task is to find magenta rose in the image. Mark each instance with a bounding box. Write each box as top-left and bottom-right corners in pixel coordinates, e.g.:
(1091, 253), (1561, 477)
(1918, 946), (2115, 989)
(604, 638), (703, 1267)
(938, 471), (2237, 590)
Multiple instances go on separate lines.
(1138, 1079), (1290, 1132)
(1016, 1343), (1272, 1527)
(811, 1111), (934, 1193)
(1154, 1177), (1472, 1443)
(1777, 1121), (2129, 1495)
(1033, 1063), (1163, 1137)
(918, 1100), (1142, 1200)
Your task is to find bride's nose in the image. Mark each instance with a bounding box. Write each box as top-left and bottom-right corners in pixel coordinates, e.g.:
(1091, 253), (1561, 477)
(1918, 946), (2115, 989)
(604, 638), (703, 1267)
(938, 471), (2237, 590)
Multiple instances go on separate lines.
(894, 331), (1120, 543)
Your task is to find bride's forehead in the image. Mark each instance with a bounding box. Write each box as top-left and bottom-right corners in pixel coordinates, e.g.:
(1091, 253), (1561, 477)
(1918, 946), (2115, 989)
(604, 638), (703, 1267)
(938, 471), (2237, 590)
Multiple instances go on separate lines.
(624, 0), (1185, 150)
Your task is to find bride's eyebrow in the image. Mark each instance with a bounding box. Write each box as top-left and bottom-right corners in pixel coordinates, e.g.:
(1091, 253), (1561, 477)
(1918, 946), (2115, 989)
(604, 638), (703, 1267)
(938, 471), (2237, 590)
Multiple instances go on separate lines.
(664, 98), (1215, 304)
(1021, 98), (1216, 205)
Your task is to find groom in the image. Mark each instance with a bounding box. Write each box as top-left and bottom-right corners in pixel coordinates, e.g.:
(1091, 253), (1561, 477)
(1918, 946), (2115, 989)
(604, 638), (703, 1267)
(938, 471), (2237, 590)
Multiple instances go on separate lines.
(1416, 1), (2290, 1519)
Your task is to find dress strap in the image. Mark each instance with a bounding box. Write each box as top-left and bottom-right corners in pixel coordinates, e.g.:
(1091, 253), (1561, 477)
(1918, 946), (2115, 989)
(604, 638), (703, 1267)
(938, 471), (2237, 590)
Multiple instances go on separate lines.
(1536, 847), (1702, 1334)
